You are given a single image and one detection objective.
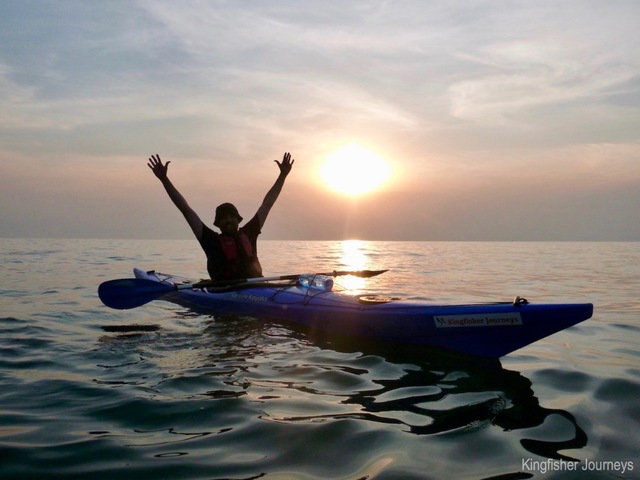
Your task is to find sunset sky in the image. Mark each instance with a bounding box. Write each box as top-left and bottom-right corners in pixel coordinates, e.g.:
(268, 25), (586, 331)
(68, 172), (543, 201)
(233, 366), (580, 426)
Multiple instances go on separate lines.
(1, 1), (639, 240)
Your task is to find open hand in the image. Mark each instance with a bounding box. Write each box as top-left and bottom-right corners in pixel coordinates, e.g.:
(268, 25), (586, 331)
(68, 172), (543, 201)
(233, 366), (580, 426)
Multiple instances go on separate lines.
(274, 152), (294, 176)
(148, 154), (170, 180)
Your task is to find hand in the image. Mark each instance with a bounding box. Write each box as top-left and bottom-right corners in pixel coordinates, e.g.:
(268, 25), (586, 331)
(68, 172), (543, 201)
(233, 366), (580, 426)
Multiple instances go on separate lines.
(274, 152), (294, 176)
(148, 154), (170, 180)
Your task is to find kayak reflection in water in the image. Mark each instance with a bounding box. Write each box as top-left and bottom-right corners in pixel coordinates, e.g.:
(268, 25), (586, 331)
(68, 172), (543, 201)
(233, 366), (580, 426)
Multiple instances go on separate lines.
(148, 152), (294, 281)
(273, 345), (588, 461)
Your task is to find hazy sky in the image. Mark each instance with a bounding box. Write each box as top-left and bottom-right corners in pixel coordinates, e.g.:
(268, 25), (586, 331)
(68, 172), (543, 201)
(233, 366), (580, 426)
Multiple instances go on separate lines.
(1, 1), (639, 240)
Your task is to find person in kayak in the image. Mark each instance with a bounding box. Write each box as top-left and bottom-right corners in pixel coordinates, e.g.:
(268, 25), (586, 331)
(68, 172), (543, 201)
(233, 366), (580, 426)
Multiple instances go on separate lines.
(148, 152), (294, 281)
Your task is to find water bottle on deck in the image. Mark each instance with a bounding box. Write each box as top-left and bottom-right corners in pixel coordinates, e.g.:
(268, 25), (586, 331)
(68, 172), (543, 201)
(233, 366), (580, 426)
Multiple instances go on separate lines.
(297, 274), (334, 292)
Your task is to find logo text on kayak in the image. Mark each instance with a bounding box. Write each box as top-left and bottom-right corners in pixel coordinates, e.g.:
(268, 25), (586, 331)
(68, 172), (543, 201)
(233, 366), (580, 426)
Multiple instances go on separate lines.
(434, 313), (522, 328)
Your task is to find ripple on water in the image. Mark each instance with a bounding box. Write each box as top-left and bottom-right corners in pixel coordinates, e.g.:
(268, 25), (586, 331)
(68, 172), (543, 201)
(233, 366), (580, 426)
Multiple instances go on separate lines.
(593, 377), (640, 421)
(2, 240), (640, 479)
(531, 369), (594, 393)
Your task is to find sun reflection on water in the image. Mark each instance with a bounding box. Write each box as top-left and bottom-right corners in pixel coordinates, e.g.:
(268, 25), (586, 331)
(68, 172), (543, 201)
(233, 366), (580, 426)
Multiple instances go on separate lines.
(336, 240), (370, 291)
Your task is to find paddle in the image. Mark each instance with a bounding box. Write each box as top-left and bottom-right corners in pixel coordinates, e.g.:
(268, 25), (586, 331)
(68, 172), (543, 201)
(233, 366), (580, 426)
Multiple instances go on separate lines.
(99, 269), (388, 310)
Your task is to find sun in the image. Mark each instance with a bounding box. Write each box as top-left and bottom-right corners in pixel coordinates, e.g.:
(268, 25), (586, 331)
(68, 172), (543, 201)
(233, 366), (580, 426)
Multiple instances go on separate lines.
(321, 144), (390, 196)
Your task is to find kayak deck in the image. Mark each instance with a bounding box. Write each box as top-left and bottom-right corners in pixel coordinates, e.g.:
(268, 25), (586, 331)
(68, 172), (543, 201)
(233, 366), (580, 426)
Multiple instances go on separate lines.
(132, 268), (593, 358)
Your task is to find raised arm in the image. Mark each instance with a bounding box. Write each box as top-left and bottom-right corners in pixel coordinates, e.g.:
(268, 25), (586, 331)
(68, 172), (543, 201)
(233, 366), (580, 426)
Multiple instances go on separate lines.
(148, 154), (204, 240)
(255, 152), (294, 228)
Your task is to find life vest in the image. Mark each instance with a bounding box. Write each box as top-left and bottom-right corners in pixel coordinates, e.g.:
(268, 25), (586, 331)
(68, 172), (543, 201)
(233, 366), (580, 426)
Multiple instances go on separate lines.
(218, 232), (262, 279)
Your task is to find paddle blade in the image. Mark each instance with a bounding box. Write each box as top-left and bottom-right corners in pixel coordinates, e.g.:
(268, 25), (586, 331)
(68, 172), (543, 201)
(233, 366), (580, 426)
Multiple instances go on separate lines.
(331, 269), (389, 278)
(98, 278), (175, 310)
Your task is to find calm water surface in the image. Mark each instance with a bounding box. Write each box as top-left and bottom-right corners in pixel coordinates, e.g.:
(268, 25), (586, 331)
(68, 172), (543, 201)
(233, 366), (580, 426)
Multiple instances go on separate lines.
(0, 239), (638, 479)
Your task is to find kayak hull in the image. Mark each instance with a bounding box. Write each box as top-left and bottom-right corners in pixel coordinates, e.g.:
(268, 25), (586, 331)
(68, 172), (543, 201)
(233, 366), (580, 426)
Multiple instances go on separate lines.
(133, 268), (593, 358)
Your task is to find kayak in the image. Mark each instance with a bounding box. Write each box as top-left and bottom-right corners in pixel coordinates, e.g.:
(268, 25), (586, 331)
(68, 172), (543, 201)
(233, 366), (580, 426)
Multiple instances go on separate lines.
(124, 268), (593, 358)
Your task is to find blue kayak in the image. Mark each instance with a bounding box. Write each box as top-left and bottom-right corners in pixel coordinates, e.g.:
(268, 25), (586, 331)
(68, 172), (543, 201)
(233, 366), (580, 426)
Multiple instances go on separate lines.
(128, 268), (593, 358)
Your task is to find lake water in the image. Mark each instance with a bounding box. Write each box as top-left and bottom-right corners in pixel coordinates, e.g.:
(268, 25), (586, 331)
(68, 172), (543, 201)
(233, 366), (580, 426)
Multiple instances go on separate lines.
(1, 239), (638, 479)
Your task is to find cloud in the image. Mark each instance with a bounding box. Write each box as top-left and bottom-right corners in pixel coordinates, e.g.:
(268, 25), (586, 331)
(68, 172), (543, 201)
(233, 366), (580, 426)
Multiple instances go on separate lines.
(1, 1), (639, 239)
(0, 62), (44, 129)
(448, 37), (639, 124)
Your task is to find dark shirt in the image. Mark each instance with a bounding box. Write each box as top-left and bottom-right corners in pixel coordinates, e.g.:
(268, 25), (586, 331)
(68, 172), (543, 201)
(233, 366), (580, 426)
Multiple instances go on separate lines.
(198, 214), (263, 281)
